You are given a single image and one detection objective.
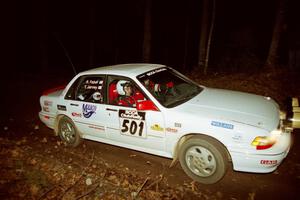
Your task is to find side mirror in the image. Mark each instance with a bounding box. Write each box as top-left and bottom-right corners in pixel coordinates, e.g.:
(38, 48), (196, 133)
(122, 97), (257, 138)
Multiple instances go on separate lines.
(137, 100), (159, 111)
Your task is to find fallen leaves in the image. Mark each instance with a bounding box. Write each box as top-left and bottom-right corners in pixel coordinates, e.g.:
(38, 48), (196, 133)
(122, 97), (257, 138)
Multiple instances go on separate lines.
(85, 177), (93, 186)
(248, 192), (256, 200)
(41, 137), (48, 143)
(30, 158), (37, 165)
(11, 147), (23, 158)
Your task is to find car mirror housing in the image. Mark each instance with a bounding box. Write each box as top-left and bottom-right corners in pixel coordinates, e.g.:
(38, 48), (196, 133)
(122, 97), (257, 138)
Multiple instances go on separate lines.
(137, 100), (159, 111)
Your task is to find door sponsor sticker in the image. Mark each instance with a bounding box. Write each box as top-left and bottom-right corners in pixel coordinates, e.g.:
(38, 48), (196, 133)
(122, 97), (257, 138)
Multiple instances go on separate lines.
(82, 104), (97, 118)
(119, 109), (146, 138)
(150, 124), (164, 132)
(72, 112), (82, 117)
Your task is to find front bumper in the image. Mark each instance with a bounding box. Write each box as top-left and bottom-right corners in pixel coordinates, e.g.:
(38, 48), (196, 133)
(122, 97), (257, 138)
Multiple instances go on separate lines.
(230, 131), (292, 173)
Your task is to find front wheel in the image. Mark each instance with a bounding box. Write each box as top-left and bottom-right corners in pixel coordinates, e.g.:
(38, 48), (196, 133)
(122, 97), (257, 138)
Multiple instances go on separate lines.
(178, 136), (228, 184)
(58, 116), (81, 147)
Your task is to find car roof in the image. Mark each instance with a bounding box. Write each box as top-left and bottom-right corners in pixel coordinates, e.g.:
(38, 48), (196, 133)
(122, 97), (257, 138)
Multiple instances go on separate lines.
(79, 63), (166, 78)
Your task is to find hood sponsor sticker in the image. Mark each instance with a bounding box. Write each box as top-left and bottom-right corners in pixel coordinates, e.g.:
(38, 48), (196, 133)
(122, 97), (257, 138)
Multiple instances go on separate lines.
(211, 121), (234, 130)
(82, 104), (97, 118)
(150, 124), (164, 131)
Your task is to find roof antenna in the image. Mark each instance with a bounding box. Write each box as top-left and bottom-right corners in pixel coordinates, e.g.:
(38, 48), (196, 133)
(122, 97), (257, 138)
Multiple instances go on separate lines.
(53, 32), (77, 75)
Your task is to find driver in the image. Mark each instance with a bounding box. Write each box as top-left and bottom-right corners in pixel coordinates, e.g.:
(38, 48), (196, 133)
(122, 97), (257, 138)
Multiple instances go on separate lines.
(116, 80), (138, 107)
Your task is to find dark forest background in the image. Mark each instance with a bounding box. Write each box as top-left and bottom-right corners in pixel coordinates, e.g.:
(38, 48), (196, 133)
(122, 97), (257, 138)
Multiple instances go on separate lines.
(1, 0), (299, 77)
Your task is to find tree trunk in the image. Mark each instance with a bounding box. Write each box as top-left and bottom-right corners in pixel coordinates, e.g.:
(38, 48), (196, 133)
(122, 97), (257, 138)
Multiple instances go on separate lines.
(203, 0), (216, 74)
(142, 0), (152, 63)
(198, 0), (210, 72)
(264, 0), (286, 70)
(35, 1), (48, 73)
(183, 1), (191, 71)
(89, 3), (95, 66)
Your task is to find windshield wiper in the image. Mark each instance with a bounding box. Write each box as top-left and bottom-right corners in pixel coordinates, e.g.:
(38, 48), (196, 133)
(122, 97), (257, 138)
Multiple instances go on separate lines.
(166, 90), (199, 108)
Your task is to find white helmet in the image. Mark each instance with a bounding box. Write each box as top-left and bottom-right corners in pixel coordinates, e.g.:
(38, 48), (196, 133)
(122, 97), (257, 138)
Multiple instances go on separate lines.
(116, 80), (130, 95)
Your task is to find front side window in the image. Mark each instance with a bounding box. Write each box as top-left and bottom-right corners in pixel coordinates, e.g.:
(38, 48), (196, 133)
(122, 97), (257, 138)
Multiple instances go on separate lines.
(137, 67), (203, 108)
(65, 75), (105, 104)
(107, 76), (147, 108)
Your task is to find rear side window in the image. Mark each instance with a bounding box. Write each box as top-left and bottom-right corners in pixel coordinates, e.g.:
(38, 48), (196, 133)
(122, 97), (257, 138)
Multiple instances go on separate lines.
(65, 75), (105, 104)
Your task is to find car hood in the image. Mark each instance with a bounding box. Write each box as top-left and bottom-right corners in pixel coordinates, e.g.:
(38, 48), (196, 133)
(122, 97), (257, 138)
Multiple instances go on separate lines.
(178, 87), (280, 131)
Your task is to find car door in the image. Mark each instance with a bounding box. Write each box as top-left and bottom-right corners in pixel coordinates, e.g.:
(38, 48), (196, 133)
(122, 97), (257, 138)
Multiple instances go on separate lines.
(104, 76), (166, 152)
(64, 75), (107, 139)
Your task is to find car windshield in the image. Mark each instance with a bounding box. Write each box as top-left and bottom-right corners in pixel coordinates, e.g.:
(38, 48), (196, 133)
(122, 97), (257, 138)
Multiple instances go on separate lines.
(137, 67), (203, 108)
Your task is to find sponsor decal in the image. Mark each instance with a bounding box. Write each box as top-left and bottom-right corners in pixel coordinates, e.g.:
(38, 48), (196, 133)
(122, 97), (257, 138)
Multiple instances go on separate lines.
(175, 122), (182, 128)
(85, 79), (103, 85)
(119, 110), (146, 138)
(84, 79), (104, 90)
(44, 100), (53, 106)
(146, 68), (167, 76)
(150, 124), (164, 131)
(119, 110), (145, 120)
(260, 160), (277, 165)
(211, 121), (234, 130)
(166, 127), (178, 133)
(42, 106), (50, 112)
(85, 85), (99, 90)
(72, 112), (82, 117)
(57, 105), (67, 111)
(82, 104), (97, 118)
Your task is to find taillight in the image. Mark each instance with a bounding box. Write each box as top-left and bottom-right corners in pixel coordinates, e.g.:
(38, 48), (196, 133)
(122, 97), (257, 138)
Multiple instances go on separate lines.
(251, 136), (276, 150)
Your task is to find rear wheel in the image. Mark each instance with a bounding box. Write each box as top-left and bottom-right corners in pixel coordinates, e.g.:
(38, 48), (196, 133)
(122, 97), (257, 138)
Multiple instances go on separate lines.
(58, 116), (81, 147)
(178, 135), (228, 184)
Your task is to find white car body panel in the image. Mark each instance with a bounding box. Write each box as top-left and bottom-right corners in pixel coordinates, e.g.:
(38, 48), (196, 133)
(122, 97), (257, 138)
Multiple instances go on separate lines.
(39, 63), (292, 174)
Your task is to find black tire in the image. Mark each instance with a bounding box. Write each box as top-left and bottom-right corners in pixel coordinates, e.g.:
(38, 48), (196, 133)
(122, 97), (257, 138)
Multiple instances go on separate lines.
(58, 116), (81, 147)
(178, 135), (228, 184)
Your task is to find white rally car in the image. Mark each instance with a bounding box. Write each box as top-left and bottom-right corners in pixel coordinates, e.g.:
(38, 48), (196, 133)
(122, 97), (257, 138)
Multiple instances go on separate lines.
(39, 63), (299, 184)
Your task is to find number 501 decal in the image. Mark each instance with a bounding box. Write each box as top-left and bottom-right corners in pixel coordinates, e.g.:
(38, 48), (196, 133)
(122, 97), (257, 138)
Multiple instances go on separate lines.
(121, 119), (145, 137)
(119, 110), (146, 138)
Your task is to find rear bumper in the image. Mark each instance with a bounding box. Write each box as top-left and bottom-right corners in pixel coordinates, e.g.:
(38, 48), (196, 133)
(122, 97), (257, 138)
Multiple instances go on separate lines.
(39, 111), (55, 129)
(230, 132), (291, 173)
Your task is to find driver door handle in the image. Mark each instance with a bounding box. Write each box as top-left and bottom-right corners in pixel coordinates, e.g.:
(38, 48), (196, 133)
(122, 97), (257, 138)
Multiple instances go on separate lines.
(70, 103), (79, 107)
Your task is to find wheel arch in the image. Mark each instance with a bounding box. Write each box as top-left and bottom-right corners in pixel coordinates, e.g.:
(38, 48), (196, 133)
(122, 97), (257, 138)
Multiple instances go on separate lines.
(54, 114), (77, 135)
(170, 133), (232, 167)
(54, 114), (65, 135)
